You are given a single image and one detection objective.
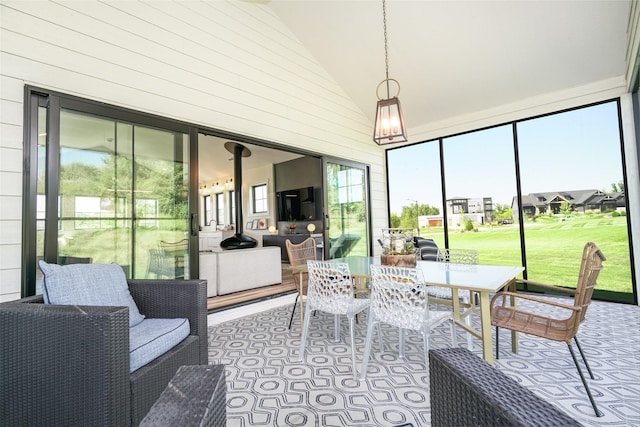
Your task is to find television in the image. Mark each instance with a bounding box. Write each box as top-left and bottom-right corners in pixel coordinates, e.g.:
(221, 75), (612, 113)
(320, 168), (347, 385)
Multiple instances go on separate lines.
(277, 186), (315, 221)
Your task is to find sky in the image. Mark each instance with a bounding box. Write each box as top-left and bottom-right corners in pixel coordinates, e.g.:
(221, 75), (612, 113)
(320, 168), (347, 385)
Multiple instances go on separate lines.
(387, 101), (624, 215)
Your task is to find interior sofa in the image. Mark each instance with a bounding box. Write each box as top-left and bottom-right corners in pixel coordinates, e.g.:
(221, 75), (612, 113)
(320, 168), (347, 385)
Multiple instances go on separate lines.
(0, 276), (209, 427)
(199, 246), (281, 297)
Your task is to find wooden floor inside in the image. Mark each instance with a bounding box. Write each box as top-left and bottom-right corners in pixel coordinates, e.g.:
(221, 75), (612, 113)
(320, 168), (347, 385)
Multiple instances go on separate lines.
(206, 265), (297, 311)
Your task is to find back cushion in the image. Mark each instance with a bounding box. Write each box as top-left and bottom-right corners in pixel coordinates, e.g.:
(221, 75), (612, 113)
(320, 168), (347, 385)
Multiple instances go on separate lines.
(39, 261), (145, 327)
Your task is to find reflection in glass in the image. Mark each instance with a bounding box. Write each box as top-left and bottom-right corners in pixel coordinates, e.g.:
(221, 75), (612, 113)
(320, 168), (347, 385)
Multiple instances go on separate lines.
(48, 109), (190, 280)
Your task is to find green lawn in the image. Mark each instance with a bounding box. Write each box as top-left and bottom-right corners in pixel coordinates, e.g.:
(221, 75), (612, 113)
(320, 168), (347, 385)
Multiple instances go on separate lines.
(420, 214), (633, 299)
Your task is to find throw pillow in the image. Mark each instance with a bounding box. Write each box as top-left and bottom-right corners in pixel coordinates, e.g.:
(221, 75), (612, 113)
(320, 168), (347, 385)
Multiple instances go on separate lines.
(39, 261), (145, 327)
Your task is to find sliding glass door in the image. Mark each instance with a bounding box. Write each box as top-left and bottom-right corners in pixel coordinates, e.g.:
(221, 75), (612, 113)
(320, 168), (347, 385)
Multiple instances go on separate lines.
(324, 159), (370, 259)
(24, 90), (193, 296)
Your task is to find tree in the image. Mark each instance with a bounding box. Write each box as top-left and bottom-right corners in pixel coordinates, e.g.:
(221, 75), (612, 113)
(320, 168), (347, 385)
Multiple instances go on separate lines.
(397, 203), (439, 230)
(390, 213), (401, 228)
(493, 203), (513, 223)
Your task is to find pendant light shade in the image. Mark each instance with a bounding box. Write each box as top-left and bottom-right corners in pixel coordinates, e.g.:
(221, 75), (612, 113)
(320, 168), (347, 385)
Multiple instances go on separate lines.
(373, 0), (407, 145)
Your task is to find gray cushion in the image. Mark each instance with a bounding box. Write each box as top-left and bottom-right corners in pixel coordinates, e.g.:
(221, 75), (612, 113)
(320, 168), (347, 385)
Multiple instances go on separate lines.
(129, 318), (191, 372)
(39, 261), (145, 327)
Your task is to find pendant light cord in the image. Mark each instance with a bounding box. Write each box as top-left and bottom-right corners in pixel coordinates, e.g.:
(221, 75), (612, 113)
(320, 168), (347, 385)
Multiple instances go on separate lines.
(382, 0), (390, 98)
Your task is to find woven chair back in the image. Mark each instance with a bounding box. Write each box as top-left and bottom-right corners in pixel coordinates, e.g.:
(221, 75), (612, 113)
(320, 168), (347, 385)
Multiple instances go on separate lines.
(574, 242), (606, 325)
(286, 238), (317, 267)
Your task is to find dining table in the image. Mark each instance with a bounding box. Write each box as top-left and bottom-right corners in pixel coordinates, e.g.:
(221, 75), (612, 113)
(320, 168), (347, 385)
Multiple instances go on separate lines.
(291, 256), (524, 364)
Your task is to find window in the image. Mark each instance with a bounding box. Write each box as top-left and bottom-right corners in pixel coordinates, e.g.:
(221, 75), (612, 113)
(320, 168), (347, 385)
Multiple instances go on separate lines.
(230, 191), (235, 225)
(216, 193), (225, 225)
(387, 100), (634, 303)
(203, 195), (213, 225)
(252, 183), (268, 214)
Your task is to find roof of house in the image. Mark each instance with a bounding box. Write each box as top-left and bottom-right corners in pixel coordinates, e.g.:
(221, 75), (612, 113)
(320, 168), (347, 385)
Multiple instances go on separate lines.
(518, 189), (626, 208)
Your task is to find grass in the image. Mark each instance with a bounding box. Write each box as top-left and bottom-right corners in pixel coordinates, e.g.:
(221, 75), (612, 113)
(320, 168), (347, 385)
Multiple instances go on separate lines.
(420, 214), (633, 300)
(58, 213), (633, 302)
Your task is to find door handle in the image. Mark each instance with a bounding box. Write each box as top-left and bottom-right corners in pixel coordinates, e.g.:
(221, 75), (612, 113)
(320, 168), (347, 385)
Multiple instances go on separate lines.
(190, 213), (198, 236)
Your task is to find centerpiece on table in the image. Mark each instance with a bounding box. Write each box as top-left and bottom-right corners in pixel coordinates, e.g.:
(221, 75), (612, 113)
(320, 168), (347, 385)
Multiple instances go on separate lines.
(380, 228), (417, 268)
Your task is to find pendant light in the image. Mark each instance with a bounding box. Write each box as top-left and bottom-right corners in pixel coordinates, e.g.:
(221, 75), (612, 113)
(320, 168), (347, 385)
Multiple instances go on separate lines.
(373, 0), (407, 145)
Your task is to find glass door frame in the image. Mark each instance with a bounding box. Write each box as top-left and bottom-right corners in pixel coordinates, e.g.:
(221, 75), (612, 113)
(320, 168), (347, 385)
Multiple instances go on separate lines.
(322, 156), (372, 259)
(22, 86), (200, 296)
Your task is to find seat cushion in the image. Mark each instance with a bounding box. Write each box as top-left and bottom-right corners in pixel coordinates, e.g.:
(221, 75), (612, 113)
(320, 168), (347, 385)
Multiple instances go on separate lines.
(39, 261), (145, 327)
(129, 317), (191, 372)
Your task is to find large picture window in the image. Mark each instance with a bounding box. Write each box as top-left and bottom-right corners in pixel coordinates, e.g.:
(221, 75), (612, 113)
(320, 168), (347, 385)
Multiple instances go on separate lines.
(387, 100), (635, 303)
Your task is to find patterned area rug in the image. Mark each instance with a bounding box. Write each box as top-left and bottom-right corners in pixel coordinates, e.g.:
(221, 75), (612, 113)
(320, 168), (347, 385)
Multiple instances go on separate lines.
(208, 299), (640, 427)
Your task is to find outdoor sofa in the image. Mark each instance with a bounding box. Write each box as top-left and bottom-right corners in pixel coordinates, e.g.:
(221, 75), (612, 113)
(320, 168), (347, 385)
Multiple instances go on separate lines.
(429, 347), (580, 426)
(0, 264), (209, 427)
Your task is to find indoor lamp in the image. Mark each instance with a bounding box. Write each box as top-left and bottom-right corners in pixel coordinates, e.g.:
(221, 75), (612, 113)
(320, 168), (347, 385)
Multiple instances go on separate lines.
(373, 0), (407, 145)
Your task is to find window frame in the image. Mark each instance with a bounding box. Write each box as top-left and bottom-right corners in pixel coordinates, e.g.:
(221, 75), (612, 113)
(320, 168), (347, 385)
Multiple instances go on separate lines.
(251, 183), (269, 214)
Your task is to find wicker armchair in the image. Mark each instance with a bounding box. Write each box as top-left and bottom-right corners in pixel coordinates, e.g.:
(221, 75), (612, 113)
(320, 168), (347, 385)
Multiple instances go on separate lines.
(491, 241), (606, 417)
(0, 279), (208, 426)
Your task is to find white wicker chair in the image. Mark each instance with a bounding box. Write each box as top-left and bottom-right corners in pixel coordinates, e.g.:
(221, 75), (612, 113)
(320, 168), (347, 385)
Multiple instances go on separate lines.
(360, 264), (456, 380)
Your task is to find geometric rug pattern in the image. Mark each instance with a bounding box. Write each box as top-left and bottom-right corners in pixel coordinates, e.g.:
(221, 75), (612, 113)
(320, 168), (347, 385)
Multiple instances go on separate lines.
(208, 298), (640, 427)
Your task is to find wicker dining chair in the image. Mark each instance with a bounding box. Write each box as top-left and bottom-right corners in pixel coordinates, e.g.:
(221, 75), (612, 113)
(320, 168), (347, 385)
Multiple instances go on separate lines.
(490, 241), (606, 417)
(159, 239), (188, 279)
(286, 237), (318, 329)
(298, 260), (370, 379)
(360, 264), (456, 380)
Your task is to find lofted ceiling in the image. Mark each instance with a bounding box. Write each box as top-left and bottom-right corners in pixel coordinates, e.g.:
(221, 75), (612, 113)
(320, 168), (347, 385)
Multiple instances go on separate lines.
(268, 0), (631, 135)
(201, 0), (631, 182)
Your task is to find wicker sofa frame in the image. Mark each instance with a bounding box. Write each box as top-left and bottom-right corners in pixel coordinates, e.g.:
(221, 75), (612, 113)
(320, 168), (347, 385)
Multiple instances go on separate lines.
(429, 347), (581, 426)
(0, 279), (208, 427)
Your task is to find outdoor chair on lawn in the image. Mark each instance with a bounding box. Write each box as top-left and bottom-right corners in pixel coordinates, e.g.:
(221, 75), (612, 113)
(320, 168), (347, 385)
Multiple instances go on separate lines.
(285, 237), (317, 329)
(360, 264), (456, 380)
(490, 241), (606, 417)
(298, 260), (369, 379)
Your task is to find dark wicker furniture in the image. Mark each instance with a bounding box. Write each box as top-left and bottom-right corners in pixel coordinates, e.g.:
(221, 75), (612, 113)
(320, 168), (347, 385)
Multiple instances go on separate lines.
(0, 279), (208, 427)
(429, 347), (580, 427)
(140, 364), (226, 427)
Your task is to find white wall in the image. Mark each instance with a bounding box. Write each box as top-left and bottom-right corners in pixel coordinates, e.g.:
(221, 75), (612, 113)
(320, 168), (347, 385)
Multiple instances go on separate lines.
(1, 0), (638, 302)
(0, 0), (385, 301)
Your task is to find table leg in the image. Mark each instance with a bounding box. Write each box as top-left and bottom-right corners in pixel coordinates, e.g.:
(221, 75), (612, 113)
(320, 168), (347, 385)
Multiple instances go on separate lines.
(299, 271), (304, 328)
(450, 288), (461, 325)
(479, 291), (494, 364)
(508, 279), (518, 354)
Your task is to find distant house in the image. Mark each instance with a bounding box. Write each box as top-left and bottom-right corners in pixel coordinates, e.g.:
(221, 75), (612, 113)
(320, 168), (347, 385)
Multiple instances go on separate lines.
(418, 196), (493, 228)
(512, 189), (626, 222)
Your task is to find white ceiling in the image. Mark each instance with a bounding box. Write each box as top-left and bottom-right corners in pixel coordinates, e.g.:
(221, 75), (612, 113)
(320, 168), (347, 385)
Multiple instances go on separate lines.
(201, 0), (631, 182)
(268, 0), (631, 132)
(198, 135), (302, 185)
